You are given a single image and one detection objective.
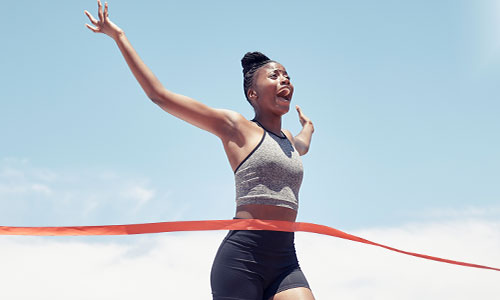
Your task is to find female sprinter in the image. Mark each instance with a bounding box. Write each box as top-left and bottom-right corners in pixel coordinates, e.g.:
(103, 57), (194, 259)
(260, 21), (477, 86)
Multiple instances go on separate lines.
(85, 1), (315, 299)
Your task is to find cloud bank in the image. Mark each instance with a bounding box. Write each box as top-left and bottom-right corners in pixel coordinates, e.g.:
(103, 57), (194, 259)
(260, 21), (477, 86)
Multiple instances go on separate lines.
(1, 219), (498, 300)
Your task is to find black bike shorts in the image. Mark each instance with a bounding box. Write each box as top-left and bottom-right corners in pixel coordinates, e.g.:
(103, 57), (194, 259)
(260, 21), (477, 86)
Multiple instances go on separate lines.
(210, 229), (310, 300)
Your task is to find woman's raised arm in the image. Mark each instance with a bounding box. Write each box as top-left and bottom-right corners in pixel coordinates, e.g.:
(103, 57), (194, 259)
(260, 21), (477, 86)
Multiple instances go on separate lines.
(84, 0), (240, 138)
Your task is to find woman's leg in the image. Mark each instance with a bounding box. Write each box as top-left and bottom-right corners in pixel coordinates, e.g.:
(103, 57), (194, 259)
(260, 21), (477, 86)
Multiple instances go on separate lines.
(269, 287), (315, 300)
(210, 230), (264, 300)
(263, 266), (313, 300)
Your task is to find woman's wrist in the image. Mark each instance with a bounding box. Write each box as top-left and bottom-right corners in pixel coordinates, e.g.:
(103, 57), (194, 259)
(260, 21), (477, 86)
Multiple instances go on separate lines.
(111, 29), (125, 41)
(303, 120), (314, 133)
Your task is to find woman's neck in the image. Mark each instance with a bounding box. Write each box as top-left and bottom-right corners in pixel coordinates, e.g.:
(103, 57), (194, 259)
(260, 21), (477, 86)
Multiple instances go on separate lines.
(253, 114), (282, 136)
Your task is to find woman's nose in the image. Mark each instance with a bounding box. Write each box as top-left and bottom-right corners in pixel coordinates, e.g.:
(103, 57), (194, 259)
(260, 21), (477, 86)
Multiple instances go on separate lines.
(280, 75), (290, 85)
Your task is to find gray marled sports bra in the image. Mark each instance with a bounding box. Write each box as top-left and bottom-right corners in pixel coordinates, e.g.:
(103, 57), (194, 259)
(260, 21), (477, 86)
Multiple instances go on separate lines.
(234, 121), (304, 211)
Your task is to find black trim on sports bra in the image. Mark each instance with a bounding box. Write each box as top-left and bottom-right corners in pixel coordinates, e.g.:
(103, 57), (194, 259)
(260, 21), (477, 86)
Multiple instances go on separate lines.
(252, 120), (287, 139)
(233, 131), (266, 174)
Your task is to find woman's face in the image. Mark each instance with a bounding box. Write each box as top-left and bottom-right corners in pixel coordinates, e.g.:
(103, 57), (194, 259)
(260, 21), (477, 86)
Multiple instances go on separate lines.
(248, 62), (294, 117)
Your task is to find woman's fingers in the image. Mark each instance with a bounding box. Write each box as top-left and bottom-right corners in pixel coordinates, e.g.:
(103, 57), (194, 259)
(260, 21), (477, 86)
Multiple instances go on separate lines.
(98, 0), (104, 21)
(104, 1), (109, 20)
(85, 0), (122, 38)
(84, 10), (100, 32)
(296, 105), (305, 125)
(84, 10), (99, 25)
(85, 23), (99, 33)
(296, 105), (305, 119)
(296, 105), (312, 127)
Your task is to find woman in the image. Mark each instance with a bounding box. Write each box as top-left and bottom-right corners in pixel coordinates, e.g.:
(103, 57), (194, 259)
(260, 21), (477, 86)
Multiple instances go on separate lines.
(85, 1), (315, 299)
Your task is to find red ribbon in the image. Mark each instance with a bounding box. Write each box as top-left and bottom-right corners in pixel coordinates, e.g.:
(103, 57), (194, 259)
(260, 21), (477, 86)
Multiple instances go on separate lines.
(1, 219), (498, 271)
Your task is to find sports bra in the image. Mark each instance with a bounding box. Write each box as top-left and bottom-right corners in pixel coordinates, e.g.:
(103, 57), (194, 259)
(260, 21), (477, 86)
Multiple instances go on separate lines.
(234, 121), (303, 211)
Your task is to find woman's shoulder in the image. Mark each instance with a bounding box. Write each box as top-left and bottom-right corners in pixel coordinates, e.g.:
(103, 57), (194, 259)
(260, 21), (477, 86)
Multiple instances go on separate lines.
(217, 110), (262, 139)
(282, 128), (293, 140)
(220, 110), (257, 130)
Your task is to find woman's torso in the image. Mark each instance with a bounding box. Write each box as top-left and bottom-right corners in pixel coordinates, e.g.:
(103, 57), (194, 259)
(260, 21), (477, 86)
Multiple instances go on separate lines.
(222, 118), (301, 222)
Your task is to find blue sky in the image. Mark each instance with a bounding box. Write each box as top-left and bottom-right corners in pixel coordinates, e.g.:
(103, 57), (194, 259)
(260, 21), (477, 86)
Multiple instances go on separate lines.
(1, 0), (498, 228)
(0, 1), (499, 298)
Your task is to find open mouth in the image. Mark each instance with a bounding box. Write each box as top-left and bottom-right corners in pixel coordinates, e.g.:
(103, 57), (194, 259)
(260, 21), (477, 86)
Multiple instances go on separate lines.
(276, 88), (292, 101)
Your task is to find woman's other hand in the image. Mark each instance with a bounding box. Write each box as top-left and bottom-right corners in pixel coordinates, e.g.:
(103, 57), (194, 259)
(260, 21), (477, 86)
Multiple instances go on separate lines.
(296, 105), (314, 132)
(84, 0), (123, 40)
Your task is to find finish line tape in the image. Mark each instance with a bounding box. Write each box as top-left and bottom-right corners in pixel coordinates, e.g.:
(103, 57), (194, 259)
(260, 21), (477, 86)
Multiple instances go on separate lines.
(0, 219), (498, 271)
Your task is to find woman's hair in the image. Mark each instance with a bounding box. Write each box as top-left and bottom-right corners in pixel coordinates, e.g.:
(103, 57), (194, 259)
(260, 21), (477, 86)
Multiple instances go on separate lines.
(241, 51), (274, 103)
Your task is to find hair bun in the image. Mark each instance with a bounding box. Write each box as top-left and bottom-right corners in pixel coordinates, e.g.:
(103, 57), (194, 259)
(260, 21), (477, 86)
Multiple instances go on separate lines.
(241, 51), (271, 74)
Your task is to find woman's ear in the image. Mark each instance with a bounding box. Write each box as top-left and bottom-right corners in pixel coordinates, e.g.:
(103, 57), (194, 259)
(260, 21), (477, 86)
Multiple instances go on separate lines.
(247, 89), (258, 101)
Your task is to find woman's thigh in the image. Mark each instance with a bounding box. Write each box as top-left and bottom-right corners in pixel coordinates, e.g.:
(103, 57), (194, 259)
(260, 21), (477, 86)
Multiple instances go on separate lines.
(211, 230), (311, 300)
(269, 287), (315, 300)
(210, 231), (264, 299)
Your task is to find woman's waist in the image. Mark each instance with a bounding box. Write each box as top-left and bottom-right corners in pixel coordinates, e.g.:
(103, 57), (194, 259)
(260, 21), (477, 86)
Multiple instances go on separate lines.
(235, 204), (297, 222)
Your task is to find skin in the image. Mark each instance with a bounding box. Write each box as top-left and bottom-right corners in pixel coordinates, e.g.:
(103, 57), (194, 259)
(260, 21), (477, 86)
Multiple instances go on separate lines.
(85, 2), (315, 299)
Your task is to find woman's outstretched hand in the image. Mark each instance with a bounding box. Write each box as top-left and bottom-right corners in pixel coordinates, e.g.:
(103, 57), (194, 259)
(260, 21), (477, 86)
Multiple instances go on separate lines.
(84, 0), (123, 39)
(296, 105), (314, 132)
(293, 105), (314, 155)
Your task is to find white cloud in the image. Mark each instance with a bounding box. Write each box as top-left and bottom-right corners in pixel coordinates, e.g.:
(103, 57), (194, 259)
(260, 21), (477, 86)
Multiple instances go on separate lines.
(0, 220), (498, 300)
(0, 160), (54, 197)
(297, 219), (500, 299)
(30, 183), (52, 195)
(418, 205), (500, 220)
(0, 159), (175, 226)
(0, 166), (25, 180)
(122, 184), (156, 209)
(0, 232), (222, 300)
